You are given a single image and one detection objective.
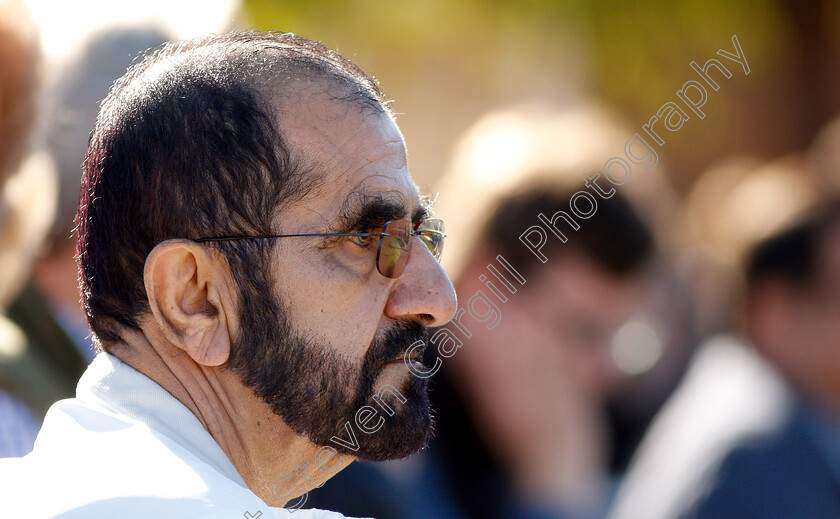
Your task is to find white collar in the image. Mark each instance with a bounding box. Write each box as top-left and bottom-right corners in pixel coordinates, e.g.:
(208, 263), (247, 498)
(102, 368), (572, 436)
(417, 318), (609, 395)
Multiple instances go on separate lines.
(75, 352), (248, 488)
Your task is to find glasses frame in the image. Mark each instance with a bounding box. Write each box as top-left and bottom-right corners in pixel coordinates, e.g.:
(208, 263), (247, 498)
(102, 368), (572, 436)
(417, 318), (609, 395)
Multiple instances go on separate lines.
(193, 218), (445, 279)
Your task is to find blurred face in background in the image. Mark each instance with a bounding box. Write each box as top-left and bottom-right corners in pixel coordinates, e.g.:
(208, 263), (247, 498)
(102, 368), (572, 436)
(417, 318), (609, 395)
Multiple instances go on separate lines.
(786, 224), (840, 402)
(748, 222), (840, 407)
(519, 252), (641, 397)
(449, 247), (644, 493)
(453, 248), (642, 400)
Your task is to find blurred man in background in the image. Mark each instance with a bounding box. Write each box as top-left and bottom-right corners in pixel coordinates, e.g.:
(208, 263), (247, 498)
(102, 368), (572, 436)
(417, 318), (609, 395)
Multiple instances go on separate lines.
(683, 200), (840, 518)
(608, 156), (825, 519)
(24, 27), (170, 364)
(1, 28), (173, 429)
(422, 184), (653, 519)
(0, 0), (61, 457)
(0, 14), (173, 461)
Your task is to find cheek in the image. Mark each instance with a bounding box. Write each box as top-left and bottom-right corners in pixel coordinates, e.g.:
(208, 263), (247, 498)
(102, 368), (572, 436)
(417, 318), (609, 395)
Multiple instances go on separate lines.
(787, 306), (838, 371)
(272, 247), (392, 356)
(816, 318), (840, 357)
(285, 280), (390, 357)
(800, 306), (834, 344)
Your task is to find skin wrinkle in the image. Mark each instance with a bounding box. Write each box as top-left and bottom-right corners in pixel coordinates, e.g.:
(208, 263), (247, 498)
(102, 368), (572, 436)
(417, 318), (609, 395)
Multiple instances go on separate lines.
(271, 107), (420, 284)
(289, 101), (404, 178)
(270, 113), (402, 239)
(304, 143), (407, 192)
(331, 140), (408, 183)
(202, 365), (255, 474)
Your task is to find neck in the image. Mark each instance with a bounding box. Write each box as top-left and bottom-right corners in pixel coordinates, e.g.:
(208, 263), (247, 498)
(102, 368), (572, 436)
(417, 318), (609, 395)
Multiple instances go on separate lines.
(109, 325), (351, 506)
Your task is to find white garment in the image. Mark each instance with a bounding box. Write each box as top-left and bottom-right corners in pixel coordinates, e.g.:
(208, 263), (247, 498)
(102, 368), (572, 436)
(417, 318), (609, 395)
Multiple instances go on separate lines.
(607, 336), (792, 519)
(0, 353), (357, 519)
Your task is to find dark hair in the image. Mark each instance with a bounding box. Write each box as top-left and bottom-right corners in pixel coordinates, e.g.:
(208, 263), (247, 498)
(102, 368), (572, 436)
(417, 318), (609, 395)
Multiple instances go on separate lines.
(745, 200), (840, 288)
(77, 31), (388, 347)
(482, 185), (654, 278)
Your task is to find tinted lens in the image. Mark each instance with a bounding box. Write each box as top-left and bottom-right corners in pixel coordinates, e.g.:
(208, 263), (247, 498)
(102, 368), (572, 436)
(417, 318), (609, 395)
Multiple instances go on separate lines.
(416, 219), (445, 260)
(377, 220), (412, 278)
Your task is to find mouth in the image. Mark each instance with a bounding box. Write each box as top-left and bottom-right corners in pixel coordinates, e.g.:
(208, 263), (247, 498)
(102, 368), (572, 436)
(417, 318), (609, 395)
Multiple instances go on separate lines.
(390, 349), (422, 364)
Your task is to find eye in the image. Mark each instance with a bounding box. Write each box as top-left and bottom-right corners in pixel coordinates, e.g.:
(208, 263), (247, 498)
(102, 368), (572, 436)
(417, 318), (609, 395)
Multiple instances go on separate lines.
(348, 233), (375, 249)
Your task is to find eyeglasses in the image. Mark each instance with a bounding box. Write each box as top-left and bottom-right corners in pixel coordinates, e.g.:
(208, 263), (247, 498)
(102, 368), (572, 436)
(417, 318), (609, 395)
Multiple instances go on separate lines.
(194, 218), (445, 279)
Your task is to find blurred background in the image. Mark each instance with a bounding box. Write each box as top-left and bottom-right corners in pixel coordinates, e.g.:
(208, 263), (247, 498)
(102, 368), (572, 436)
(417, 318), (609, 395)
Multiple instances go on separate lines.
(2, 0), (840, 518)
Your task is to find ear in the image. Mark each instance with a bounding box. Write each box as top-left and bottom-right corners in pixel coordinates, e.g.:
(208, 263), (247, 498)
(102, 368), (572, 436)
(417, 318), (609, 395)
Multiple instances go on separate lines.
(144, 239), (236, 367)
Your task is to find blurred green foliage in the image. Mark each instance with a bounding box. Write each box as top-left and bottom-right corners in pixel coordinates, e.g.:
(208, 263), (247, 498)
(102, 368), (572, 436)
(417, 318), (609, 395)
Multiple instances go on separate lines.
(242, 0), (837, 192)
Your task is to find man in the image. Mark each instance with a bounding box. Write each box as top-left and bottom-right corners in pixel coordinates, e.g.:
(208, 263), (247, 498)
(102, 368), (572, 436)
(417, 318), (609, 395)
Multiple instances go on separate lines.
(0, 30), (456, 518)
(683, 200), (840, 518)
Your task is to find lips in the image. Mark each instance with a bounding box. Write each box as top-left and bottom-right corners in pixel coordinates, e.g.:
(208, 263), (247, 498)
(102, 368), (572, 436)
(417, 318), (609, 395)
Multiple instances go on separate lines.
(390, 349), (422, 363)
(373, 321), (429, 367)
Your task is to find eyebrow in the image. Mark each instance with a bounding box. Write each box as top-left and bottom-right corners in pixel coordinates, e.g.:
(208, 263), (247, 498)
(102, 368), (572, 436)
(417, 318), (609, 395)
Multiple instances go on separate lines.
(413, 202), (430, 224)
(331, 190), (430, 235)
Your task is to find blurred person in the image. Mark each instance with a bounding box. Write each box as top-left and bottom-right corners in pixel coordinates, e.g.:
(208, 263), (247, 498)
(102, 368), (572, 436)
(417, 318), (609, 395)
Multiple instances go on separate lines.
(609, 156), (823, 519)
(0, 0), (61, 456)
(0, 30), (456, 518)
(0, 389), (40, 457)
(17, 27), (172, 367)
(1, 29), (172, 423)
(683, 199), (840, 518)
(374, 102), (699, 519)
(427, 186), (653, 519)
(6, 5), (242, 422)
(676, 156), (824, 335)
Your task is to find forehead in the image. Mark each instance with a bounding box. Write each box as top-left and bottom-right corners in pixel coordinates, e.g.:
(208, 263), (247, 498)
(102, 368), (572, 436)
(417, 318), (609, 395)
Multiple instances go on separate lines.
(275, 84), (419, 226)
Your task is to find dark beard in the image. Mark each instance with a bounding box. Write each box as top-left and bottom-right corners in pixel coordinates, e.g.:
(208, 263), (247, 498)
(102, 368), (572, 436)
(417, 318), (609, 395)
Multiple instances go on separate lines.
(225, 276), (434, 461)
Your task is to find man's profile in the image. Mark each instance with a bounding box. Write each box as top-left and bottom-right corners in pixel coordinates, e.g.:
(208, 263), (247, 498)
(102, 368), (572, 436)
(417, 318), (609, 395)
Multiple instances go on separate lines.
(0, 31), (456, 518)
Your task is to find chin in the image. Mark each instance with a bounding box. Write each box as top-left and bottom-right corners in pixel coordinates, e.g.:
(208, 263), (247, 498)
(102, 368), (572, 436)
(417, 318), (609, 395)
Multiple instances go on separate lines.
(338, 374), (434, 462)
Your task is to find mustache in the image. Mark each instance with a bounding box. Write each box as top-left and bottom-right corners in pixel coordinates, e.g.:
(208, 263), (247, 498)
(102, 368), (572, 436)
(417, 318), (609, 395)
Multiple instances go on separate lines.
(351, 320), (431, 412)
(364, 320), (430, 373)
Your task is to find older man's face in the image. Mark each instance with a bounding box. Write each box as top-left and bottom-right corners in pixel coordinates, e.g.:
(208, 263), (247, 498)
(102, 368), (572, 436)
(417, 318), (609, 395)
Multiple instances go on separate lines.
(229, 85), (456, 460)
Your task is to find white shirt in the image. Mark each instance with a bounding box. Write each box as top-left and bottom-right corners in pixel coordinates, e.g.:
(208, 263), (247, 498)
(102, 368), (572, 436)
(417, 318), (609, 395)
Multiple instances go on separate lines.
(608, 336), (792, 519)
(0, 353), (358, 519)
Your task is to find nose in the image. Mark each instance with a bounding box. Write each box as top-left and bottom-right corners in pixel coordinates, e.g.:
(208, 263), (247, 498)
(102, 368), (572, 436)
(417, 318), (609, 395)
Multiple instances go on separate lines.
(383, 236), (457, 327)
